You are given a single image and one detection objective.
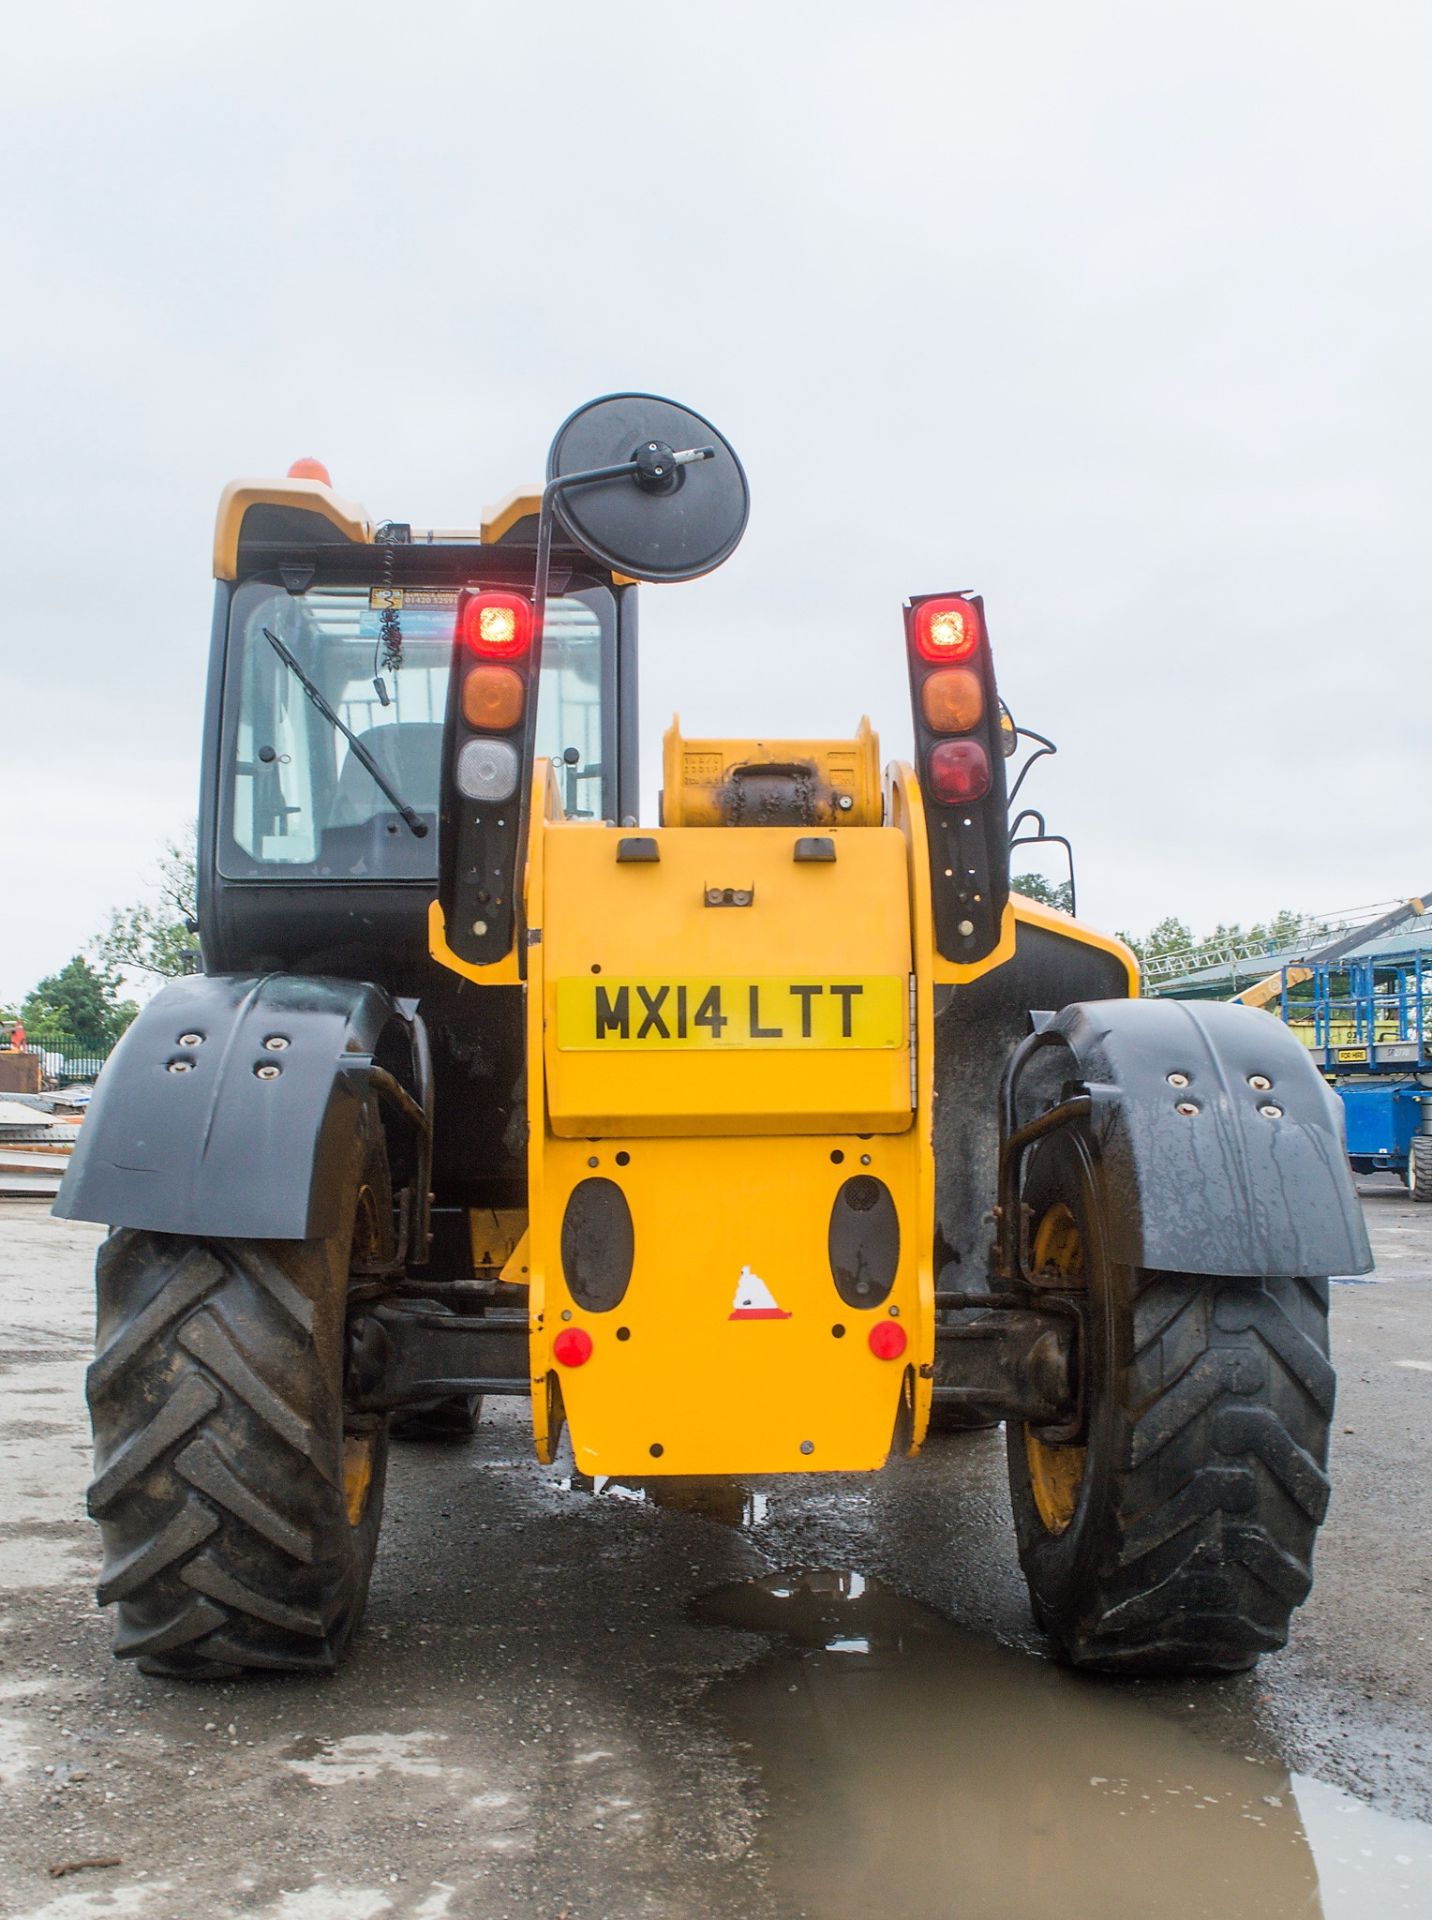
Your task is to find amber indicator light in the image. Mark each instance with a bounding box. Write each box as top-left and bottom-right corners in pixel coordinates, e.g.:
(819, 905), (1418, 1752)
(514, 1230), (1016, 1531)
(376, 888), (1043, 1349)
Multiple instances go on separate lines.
(462, 664), (525, 732)
(920, 666), (984, 733)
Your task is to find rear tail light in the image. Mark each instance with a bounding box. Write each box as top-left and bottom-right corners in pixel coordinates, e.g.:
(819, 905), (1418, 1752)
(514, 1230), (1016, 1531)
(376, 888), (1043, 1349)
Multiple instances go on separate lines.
(903, 588), (1007, 963)
(461, 664), (525, 731)
(456, 737), (521, 802)
(442, 587), (540, 967)
(553, 1328), (593, 1367)
(460, 591), (534, 658)
(927, 739), (991, 803)
(914, 596), (983, 662)
(920, 667), (984, 733)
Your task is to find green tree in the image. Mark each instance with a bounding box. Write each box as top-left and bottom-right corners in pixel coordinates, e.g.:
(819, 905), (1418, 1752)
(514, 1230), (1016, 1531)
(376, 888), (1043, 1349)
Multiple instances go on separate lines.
(21, 957), (138, 1058)
(1012, 872), (1073, 914)
(91, 829), (199, 981)
(1264, 908), (1307, 950)
(1118, 915), (1194, 968)
(1117, 907), (1325, 979)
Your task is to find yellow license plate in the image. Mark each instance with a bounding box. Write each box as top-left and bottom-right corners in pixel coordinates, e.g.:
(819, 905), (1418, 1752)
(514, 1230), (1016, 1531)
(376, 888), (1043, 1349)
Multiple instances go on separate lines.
(554, 975), (906, 1050)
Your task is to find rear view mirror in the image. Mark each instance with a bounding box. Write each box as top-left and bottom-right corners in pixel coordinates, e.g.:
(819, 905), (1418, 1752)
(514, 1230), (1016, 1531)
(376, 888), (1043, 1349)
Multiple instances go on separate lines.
(545, 393), (749, 584)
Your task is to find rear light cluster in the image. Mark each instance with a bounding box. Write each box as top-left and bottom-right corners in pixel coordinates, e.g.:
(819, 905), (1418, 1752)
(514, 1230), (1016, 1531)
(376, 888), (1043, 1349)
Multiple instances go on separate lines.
(453, 590), (535, 805)
(912, 598), (991, 803)
(902, 590), (1009, 961)
(440, 587), (539, 966)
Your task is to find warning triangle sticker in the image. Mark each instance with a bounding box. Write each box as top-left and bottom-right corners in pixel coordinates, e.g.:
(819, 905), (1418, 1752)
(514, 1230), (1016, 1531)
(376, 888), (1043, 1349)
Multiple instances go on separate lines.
(729, 1265), (792, 1320)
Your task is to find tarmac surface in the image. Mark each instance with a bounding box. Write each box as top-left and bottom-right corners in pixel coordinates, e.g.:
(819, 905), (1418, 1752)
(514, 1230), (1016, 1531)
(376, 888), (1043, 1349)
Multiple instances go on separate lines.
(0, 1185), (1430, 1918)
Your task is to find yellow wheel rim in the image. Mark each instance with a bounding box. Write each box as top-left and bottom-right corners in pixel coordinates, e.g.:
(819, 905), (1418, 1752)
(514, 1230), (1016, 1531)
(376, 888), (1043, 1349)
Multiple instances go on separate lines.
(343, 1432), (376, 1528)
(1024, 1201), (1088, 1536)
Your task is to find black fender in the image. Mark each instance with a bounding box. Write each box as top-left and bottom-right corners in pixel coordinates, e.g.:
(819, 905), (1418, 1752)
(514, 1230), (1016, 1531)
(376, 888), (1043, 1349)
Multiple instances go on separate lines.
(934, 909), (1134, 1278)
(54, 974), (430, 1241)
(1009, 998), (1372, 1279)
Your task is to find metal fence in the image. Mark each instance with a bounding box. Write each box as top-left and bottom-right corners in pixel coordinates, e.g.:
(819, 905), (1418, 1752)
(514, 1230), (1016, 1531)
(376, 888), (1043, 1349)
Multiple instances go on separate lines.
(16, 1043), (115, 1085)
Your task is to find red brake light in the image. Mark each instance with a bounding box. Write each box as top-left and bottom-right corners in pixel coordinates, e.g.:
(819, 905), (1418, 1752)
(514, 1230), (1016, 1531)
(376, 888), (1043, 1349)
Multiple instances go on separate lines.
(553, 1327), (593, 1367)
(868, 1320), (907, 1360)
(927, 739), (991, 803)
(461, 591), (534, 659)
(914, 596), (983, 663)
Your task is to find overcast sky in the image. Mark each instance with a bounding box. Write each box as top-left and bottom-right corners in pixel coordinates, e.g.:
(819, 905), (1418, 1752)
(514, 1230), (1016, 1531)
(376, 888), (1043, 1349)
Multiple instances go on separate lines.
(3, 1), (1427, 1003)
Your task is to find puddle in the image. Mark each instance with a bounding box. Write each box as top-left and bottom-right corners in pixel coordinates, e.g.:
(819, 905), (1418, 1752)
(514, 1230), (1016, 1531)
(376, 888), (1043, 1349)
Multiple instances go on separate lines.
(283, 1730), (453, 1786)
(558, 1473), (770, 1528)
(696, 1570), (1432, 1920)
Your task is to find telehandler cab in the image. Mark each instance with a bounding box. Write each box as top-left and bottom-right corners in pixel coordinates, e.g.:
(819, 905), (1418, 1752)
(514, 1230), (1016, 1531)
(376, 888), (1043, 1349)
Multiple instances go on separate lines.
(57, 394), (1371, 1681)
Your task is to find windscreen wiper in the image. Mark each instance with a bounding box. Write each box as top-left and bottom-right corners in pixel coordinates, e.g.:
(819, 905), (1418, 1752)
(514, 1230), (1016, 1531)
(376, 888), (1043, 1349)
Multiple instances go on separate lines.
(262, 627), (428, 838)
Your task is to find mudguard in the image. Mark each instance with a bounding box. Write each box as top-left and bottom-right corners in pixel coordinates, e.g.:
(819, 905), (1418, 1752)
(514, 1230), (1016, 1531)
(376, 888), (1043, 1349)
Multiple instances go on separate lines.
(54, 974), (426, 1241)
(934, 907), (1135, 1278)
(1016, 998), (1373, 1279)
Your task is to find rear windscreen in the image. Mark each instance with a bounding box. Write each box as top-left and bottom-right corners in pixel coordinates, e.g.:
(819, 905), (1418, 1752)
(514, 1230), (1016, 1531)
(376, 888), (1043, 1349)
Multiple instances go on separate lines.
(218, 580), (614, 880)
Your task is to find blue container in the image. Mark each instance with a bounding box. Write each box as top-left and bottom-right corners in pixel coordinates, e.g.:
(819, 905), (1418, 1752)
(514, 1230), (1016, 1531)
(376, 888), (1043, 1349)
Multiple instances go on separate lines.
(1337, 1082), (1427, 1174)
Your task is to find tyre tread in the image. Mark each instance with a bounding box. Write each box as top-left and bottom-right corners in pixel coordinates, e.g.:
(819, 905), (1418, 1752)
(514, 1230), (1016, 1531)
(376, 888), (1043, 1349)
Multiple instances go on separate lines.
(86, 1221), (384, 1680)
(1007, 1137), (1335, 1676)
(1067, 1272), (1331, 1671)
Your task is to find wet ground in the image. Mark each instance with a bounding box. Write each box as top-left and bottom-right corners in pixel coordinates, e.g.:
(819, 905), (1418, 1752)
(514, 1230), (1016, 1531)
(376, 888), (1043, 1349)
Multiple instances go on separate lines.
(1, 1184), (1430, 1918)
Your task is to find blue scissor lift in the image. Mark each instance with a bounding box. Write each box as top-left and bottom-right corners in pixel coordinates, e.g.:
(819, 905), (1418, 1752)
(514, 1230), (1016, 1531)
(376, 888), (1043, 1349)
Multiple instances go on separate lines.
(1280, 948), (1432, 1186)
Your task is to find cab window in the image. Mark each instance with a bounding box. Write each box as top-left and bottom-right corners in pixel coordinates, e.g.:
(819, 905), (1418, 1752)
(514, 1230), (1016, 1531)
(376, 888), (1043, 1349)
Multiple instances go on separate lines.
(219, 581), (614, 879)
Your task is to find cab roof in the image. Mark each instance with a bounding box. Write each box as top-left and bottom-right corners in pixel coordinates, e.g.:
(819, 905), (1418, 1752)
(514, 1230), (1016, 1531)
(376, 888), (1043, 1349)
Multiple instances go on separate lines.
(213, 475), (549, 581)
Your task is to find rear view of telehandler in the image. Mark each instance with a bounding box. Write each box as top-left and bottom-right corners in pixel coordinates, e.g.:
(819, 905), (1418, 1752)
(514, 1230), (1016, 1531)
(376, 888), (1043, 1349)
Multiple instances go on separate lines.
(57, 394), (1371, 1681)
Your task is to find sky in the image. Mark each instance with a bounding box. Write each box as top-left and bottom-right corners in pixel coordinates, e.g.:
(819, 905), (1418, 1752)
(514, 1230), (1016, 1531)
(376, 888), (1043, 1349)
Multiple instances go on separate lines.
(2, 0), (1427, 1003)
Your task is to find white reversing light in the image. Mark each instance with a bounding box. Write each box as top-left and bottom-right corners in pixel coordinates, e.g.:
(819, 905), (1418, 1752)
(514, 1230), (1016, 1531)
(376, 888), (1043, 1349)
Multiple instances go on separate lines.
(456, 739), (520, 803)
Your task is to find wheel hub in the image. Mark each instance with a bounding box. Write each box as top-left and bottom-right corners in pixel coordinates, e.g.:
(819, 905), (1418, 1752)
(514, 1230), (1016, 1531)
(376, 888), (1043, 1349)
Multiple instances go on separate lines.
(1024, 1202), (1088, 1535)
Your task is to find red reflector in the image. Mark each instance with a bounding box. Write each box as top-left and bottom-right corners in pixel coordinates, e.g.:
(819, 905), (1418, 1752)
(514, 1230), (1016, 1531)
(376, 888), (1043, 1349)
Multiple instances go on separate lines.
(868, 1320), (907, 1360)
(286, 457), (332, 484)
(914, 596), (983, 663)
(927, 739), (991, 804)
(461, 591), (534, 659)
(553, 1327), (593, 1367)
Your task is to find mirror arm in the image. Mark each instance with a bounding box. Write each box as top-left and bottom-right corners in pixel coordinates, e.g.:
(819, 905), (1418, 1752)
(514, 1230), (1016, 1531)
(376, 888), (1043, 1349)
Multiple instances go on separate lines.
(1009, 807), (1078, 918)
(1006, 738), (1056, 808)
(532, 446), (716, 633)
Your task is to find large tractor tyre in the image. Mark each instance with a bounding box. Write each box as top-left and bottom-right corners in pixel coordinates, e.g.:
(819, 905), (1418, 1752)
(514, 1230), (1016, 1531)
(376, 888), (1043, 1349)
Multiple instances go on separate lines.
(1005, 1130), (1334, 1676)
(85, 1126), (392, 1679)
(1408, 1135), (1432, 1201)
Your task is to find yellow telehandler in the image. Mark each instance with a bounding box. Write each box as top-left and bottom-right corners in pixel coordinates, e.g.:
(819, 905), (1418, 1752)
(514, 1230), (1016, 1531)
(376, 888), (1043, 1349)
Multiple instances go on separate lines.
(57, 394), (1370, 1679)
